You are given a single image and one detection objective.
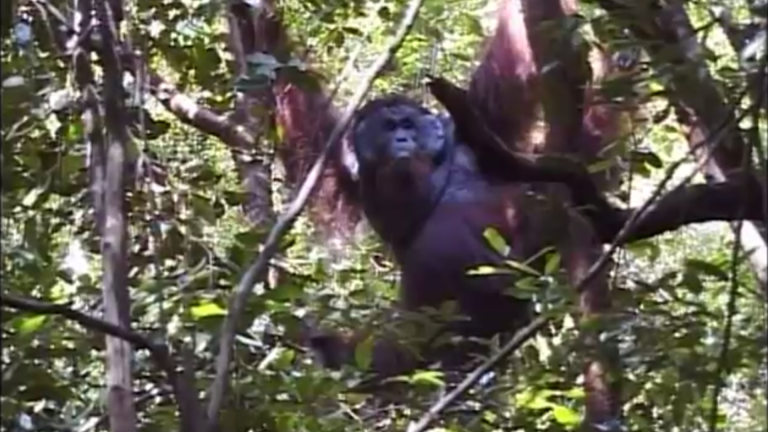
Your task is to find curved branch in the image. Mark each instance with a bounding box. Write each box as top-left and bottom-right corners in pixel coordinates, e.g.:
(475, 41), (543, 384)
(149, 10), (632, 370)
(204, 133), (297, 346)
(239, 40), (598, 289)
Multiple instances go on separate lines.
(620, 175), (765, 242)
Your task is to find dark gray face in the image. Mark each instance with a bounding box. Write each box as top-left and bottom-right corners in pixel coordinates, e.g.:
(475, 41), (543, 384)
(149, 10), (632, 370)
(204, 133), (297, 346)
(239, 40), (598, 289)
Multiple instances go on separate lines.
(352, 101), (448, 167)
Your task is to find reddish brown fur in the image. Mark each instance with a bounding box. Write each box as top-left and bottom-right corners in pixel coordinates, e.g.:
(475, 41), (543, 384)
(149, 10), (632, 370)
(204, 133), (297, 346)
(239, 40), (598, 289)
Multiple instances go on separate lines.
(469, 0), (539, 150)
(355, 152), (440, 248)
(273, 79), (361, 233)
(469, 2), (632, 174)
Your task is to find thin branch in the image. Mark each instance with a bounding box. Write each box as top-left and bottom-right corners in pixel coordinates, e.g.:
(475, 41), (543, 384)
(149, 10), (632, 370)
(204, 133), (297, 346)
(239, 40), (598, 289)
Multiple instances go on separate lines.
(203, 0), (427, 429)
(1, 292), (201, 432)
(2, 292), (155, 349)
(70, 0), (107, 243)
(708, 103), (754, 431)
(707, 216), (745, 431)
(405, 310), (552, 432)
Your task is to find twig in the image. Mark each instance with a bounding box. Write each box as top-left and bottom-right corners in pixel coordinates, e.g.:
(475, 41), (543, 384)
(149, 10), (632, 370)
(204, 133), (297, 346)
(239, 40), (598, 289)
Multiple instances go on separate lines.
(405, 311), (552, 432)
(2, 292), (154, 349)
(707, 117), (754, 432)
(203, 1), (427, 429)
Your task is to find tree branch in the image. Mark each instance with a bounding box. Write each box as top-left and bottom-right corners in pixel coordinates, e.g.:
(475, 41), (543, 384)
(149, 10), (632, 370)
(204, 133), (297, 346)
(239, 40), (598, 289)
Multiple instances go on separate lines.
(597, 1), (762, 188)
(1, 292), (202, 432)
(94, 1), (138, 430)
(222, 1), (281, 226)
(203, 0), (427, 429)
(143, 69), (258, 148)
(2, 292), (153, 349)
(31, 0), (261, 157)
(406, 309), (553, 432)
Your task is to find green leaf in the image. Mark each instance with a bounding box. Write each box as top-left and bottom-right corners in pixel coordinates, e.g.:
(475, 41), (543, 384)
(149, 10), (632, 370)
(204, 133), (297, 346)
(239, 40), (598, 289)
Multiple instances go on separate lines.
(680, 270), (705, 294)
(587, 158), (615, 174)
(18, 315), (47, 335)
(258, 347), (295, 370)
(552, 404), (581, 426)
(483, 227), (510, 256)
(625, 239), (661, 262)
(629, 149), (663, 169)
(342, 26), (363, 37)
(408, 370), (445, 387)
(544, 252), (561, 275)
(22, 186), (47, 207)
(462, 14), (484, 37)
(564, 386), (585, 399)
(191, 302), (227, 319)
(377, 6), (392, 21)
(467, 265), (511, 276)
(58, 153), (82, 181)
(511, 277), (542, 296)
(524, 393), (555, 410)
(234, 229), (267, 249)
(189, 193), (217, 223)
(684, 259), (729, 281)
(330, 29), (345, 48)
(265, 282), (304, 302)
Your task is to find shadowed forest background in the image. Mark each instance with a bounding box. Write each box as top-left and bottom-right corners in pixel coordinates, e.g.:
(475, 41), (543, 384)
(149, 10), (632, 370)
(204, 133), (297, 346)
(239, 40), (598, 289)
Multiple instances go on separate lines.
(1, 0), (766, 432)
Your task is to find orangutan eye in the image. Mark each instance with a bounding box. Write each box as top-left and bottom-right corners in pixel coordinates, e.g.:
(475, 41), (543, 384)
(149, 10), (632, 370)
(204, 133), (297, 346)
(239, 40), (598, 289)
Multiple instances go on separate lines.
(383, 118), (398, 131)
(399, 117), (416, 130)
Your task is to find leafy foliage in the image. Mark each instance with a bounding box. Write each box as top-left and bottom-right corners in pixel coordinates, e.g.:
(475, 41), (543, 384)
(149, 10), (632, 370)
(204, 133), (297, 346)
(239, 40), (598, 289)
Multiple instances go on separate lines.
(1, 0), (765, 431)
